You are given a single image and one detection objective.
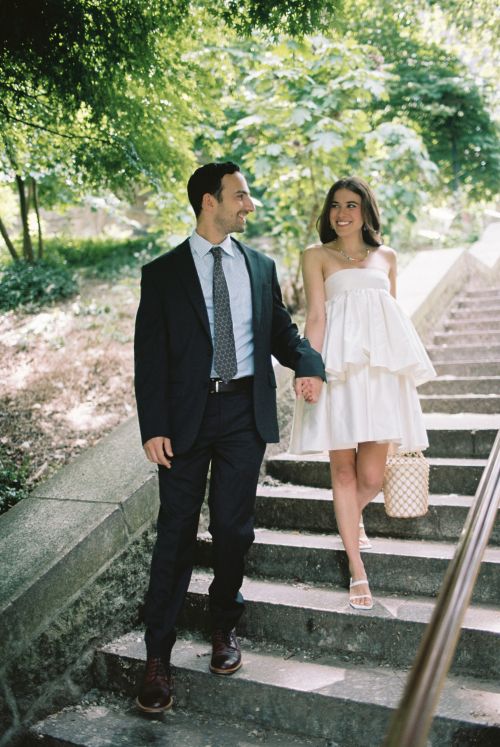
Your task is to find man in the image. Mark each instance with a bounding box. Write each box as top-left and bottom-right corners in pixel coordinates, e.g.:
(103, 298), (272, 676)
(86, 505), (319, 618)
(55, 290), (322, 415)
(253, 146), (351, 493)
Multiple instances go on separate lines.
(134, 161), (324, 713)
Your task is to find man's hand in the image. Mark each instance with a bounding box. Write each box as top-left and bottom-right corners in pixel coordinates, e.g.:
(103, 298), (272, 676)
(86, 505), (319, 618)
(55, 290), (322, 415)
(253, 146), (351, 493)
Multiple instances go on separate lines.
(144, 437), (174, 468)
(294, 376), (323, 404)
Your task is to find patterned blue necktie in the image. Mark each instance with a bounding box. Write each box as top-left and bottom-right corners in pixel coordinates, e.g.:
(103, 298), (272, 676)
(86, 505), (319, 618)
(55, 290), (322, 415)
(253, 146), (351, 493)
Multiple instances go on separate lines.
(211, 246), (237, 381)
(210, 246), (238, 381)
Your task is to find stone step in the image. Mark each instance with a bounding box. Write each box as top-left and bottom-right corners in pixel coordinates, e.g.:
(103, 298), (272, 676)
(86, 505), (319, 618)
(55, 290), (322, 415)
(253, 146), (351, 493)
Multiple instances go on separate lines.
(423, 413), (499, 457)
(456, 298), (500, 310)
(180, 571), (500, 680)
(266, 453), (487, 496)
(419, 376), (500, 396)
(420, 394), (500, 414)
(196, 530), (500, 604)
(92, 633), (500, 746)
(443, 318), (498, 332)
(254, 484), (500, 545)
(450, 307), (500, 320)
(432, 360), (500, 376)
(28, 692), (325, 747)
(433, 331), (500, 346)
(427, 343), (500, 362)
(465, 288), (500, 299)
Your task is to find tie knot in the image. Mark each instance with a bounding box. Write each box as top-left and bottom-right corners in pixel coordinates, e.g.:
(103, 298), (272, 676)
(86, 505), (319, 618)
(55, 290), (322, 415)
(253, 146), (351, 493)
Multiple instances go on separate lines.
(211, 246), (223, 261)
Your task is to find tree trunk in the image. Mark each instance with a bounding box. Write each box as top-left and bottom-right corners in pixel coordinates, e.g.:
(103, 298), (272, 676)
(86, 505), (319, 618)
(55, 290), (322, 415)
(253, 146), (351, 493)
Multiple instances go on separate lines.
(26, 177), (33, 213)
(451, 134), (460, 195)
(0, 214), (20, 262)
(32, 177), (44, 259)
(16, 174), (35, 263)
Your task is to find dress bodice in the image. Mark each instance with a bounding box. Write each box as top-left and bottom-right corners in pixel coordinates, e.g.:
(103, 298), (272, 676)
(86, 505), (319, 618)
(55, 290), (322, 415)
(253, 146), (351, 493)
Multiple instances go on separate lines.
(318, 266), (435, 388)
(324, 268), (390, 300)
(289, 269), (435, 455)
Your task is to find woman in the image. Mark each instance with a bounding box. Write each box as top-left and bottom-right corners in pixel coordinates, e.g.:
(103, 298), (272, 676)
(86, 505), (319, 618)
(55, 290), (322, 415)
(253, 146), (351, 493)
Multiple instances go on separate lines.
(290, 177), (435, 609)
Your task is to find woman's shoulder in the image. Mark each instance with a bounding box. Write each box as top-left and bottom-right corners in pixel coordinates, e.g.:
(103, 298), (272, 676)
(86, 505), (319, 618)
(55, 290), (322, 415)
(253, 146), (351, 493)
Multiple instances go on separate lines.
(304, 242), (324, 253)
(377, 244), (396, 257)
(304, 241), (334, 258)
(302, 242), (328, 269)
(376, 244), (397, 266)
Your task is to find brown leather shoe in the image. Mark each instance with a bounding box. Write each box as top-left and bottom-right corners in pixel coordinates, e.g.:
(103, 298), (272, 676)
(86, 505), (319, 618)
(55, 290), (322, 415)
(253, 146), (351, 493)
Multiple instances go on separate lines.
(210, 628), (242, 675)
(136, 657), (173, 713)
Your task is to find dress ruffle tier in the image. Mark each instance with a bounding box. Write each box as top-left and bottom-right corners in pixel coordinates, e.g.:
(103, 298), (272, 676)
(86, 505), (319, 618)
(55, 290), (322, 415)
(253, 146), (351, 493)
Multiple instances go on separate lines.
(289, 268), (436, 454)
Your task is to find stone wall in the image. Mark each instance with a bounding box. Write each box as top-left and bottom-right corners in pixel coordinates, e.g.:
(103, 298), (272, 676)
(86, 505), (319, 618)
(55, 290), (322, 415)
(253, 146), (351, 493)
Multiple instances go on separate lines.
(0, 419), (158, 746)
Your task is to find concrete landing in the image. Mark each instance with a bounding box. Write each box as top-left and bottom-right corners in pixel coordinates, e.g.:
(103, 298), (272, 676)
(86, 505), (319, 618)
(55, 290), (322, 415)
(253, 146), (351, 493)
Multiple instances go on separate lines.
(28, 693), (326, 747)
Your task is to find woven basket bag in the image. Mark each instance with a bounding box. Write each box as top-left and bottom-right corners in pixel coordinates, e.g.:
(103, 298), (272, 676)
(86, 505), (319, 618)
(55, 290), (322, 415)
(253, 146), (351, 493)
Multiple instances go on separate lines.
(383, 451), (429, 518)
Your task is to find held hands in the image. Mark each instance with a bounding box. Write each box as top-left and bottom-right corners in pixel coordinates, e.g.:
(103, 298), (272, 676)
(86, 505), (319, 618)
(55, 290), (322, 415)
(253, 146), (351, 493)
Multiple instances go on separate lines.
(294, 376), (323, 404)
(143, 436), (173, 468)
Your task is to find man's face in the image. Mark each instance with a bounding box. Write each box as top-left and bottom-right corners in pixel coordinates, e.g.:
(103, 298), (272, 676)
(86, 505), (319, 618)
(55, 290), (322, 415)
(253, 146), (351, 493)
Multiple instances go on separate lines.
(212, 172), (255, 234)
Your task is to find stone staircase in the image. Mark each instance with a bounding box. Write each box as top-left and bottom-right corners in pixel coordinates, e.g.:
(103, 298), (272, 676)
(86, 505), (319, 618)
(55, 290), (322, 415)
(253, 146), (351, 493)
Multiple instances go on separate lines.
(28, 285), (500, 746)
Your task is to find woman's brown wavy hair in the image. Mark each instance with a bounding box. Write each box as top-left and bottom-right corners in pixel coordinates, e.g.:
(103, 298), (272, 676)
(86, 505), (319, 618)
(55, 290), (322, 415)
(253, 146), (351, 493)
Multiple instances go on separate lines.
(316, 176), (382, 248)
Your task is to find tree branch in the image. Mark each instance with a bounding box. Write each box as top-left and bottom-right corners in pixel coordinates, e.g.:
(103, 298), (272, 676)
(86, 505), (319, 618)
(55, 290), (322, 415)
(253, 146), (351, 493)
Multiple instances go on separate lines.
(0, 214), (20, 262)
(32, 178), (44, 259)
(16, 175), (34, 263)
(0, 80), (49, 100)
(2, 109), (113, 146)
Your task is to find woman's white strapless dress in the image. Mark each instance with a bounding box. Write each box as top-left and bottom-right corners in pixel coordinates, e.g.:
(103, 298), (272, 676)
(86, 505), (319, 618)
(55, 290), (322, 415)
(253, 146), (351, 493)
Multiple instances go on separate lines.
(289, 268), (436, 453)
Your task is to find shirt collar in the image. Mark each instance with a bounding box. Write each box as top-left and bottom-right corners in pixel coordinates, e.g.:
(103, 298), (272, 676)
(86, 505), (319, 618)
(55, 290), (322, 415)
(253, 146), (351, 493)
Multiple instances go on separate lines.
(190, 230), (234, 259)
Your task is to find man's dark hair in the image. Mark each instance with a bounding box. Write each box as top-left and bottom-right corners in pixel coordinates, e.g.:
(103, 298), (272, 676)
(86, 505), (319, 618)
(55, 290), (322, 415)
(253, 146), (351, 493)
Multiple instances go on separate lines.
(187, 161), (240, 217)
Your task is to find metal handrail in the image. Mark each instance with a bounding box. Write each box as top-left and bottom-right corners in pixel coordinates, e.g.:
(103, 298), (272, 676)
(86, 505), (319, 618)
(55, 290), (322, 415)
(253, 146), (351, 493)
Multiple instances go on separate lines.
(383, 429), (500, 747)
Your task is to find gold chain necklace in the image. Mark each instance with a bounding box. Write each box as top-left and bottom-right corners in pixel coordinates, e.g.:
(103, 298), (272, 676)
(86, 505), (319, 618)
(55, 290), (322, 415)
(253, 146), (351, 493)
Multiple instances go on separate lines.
(335, 244), (371, 263)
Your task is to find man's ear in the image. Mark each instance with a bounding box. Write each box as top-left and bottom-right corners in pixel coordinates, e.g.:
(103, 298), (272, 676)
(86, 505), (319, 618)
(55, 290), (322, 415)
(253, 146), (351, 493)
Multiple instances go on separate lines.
(201, 192), (215, 212)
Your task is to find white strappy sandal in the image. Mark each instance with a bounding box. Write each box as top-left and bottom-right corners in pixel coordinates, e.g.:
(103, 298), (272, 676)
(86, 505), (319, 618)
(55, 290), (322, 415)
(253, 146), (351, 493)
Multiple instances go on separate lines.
(340, 521), (372, 551)
(349, 578), (374, 610)
(358, 520), (372, 550)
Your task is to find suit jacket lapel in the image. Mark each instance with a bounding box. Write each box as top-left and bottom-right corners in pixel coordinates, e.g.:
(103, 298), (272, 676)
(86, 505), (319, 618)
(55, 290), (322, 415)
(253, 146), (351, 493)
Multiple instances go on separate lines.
(173, 240), (211, 340)
(237, 240), (263, 331)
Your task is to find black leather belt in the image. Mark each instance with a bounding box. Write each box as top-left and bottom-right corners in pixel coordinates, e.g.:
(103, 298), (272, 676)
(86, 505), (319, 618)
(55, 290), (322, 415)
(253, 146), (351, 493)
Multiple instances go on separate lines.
(209, 376), (253, 394)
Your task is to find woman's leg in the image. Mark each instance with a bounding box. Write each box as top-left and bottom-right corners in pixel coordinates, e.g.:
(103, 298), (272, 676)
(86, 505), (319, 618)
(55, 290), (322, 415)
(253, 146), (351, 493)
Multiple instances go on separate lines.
(330, 442), (389, 607)
(356, 441), (389, 594)
(329, 449), (369, 605)
(356, 441), (389, 512)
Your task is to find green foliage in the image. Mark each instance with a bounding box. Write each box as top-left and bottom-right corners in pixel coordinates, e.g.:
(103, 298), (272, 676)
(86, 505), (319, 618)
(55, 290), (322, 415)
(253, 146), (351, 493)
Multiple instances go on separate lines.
(0, 0), (497, 283)
(0, 1), (344, 203)
(0, 447), (30, 515)
(0, 1), (204, 245)
(429, 0), (500, 40)
(0, 1), (190, 118)
(345, 0), (500, 199)
(219, 0), (343, 36)
(0, 260), (78, 311)
(202, 35), (437, 267)
(380, 48), (500, 200)
(44, 236), (162, 279)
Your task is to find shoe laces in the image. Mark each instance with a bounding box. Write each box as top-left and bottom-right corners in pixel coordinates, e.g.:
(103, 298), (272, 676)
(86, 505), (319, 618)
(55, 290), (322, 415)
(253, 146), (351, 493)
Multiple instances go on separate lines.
(213, 629), (236, 648)
(145, 657), (168, 682)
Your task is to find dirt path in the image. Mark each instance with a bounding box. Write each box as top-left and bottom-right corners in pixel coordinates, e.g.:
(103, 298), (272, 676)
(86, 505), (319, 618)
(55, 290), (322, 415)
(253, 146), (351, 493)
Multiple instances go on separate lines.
(0, 275), (139, 493)
(0, 268), (304, 504)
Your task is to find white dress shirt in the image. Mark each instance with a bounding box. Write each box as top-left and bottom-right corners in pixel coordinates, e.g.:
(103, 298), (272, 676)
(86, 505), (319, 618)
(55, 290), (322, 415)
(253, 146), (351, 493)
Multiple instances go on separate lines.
(189, 230), (254, 378)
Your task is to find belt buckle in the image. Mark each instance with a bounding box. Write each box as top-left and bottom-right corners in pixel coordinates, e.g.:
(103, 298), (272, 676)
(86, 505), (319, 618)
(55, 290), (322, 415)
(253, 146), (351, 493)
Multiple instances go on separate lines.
(210, 378), (221, 394)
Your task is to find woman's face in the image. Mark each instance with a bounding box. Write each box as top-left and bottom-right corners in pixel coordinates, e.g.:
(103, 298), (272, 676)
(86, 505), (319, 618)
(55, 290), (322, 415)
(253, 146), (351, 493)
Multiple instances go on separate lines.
(329, 188), (364, 239)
